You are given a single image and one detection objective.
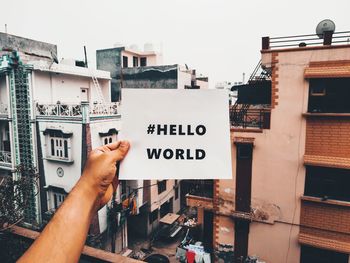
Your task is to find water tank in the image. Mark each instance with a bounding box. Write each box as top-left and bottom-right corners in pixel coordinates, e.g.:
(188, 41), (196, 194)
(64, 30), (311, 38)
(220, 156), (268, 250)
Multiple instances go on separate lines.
(113, 42), (124, 48)
(144, 43), (154, 52)
(129, 44), (139, 51)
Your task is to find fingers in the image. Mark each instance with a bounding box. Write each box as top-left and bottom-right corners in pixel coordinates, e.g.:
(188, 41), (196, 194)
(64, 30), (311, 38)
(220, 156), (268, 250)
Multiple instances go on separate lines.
(104, 141), (122, 151)
(109, 140), (130, 162)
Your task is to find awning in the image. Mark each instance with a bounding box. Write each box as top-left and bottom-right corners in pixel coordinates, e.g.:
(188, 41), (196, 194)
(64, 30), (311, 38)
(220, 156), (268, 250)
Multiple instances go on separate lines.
(305, 61), (350, 78)
(159, 213), (180, 225)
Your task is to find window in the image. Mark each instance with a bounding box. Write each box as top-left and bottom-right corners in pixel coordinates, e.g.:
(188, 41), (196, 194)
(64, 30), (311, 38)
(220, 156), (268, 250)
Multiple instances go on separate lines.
(133, 56), (138, 67)
(140, 57), (147, 67)
(304, 166), (350, 202)
(308, 78), (350, 113)
(48, 189), (67, 211)
(149, 209), (158, 224)
(175, 186), (179, 200)
(53, 192), (65, 209)
(99, 129), (118, 146)
(301, 245), (349, 263)
(102, 136), (114, 145)
(158, 180), (167, 194)
(49, 137), (70, 160)
(122, 56), (128, 68)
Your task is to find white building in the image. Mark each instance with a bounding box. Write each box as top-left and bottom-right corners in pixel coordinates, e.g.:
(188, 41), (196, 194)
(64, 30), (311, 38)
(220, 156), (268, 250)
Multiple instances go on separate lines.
(0, 33), (126, 251)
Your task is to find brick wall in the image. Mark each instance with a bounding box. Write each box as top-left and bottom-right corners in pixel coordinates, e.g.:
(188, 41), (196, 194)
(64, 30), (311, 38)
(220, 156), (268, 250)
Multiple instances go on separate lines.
(305, 117), (350, 168)
(299, 198), (350, 253)
(271, 52), (279, 109)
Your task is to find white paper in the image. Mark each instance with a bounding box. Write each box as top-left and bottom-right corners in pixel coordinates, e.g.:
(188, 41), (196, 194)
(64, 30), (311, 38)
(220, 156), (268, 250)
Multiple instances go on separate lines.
(119, 88), (232, 180)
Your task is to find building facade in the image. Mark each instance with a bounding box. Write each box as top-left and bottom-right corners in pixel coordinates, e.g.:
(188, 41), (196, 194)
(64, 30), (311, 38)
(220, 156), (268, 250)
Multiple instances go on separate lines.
(187, 30), (350, 262)
(0, 33), (129, 252)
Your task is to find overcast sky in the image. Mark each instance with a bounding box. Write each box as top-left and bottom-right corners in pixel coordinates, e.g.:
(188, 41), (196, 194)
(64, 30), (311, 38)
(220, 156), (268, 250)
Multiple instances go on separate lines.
(1, 0), (349, 87)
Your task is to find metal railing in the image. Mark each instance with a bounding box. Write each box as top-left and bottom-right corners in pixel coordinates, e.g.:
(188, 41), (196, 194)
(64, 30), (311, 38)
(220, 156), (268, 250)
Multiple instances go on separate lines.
(36, 102), (119, 117)
(0, 103), (8, 115)
(230, 107), (271, 129)
(262, 31), (350, 50)
(0, 150), (11, 164)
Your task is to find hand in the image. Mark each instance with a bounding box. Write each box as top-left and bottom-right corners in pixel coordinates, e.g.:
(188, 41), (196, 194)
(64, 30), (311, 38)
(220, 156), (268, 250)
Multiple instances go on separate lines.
(80, 140), (130, 208)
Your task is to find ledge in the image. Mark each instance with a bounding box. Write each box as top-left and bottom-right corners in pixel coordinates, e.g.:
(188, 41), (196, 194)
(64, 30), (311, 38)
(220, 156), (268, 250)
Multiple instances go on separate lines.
(261, 44), (350, 54)
(44, 157), (74, 164)
(304, 155), (350, 170)
(185, 194), (213, 202)
(231, 128), (263, 133)
(10, 225), (141, 262)
(301, 196), (350, 208)
(303, 113), (350, 117)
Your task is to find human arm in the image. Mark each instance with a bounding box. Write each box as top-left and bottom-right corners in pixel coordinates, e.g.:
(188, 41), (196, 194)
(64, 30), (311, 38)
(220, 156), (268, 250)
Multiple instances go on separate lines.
(18, 141), (130, 263)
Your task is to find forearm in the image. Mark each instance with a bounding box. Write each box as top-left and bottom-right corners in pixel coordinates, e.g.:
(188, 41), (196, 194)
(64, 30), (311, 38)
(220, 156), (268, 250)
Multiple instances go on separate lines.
(18, 178), (99, 263)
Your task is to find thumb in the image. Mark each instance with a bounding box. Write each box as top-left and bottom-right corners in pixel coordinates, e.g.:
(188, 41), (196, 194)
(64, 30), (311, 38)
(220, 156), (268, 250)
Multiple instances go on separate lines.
(109, 140), (130, 162)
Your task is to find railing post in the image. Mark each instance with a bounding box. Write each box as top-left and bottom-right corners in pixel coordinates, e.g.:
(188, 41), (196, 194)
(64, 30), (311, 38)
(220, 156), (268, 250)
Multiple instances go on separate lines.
(81, 101), (90, 124)
(323, 31), (333, 45)
(262, 37), (270, 50)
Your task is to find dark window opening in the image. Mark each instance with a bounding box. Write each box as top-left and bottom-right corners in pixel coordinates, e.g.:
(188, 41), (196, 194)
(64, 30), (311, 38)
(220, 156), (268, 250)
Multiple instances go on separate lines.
(149, 209), (158, 224)
(182, 180), (213, 198)
(236, 81), (272, 105)
(237, 144), (253, 159)
(175, 187), (179, 200)
(304, 166), (350, 202)
(64, 140), (68, 158)
(140, 57), (147, 67)
(133, 56), (138, 67)
(160, 198), (173, 218)
(308, 78), (350, 113)
(51, 139), (55, 156)
(301, 245), (349, 263)
(158, 180), (167, 194)
(123, 56), (128, 68)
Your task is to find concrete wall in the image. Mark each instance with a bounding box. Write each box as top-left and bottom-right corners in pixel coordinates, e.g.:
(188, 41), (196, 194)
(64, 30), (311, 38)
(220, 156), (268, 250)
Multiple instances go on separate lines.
(96, 48), (124, 78)
(119, 64), (178, 90)
(177, 69), (192, 89)
(0, 32), (57, 61)
(33, 71), (110, 104)
(196, 79), (209, 89)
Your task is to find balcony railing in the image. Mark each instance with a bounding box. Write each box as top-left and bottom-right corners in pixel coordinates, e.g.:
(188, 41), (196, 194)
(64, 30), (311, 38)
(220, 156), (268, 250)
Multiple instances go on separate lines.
(262, 31), (350, 50)
(37, 104), (82, 117)
(36, 103), (119, 118)
(0, 151), (11, 165)
(0, 103), (8, 116)
(230, 107), (271, 129)
(90, 102), (119, 116)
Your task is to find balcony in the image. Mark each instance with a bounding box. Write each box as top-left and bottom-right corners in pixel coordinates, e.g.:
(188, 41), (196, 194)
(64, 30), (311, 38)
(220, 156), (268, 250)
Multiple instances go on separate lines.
(37, 104), (82, 117)
(299, 196), (350, 253)
(36, 102), (119, 119)
(0, 150), (11, 167)
(89, 102), (119, 116)
(230, 106), (271, 130)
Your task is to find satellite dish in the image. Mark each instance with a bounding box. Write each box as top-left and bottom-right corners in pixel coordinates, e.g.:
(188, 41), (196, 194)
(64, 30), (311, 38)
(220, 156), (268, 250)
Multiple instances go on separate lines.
(316, 19), (336, 39)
